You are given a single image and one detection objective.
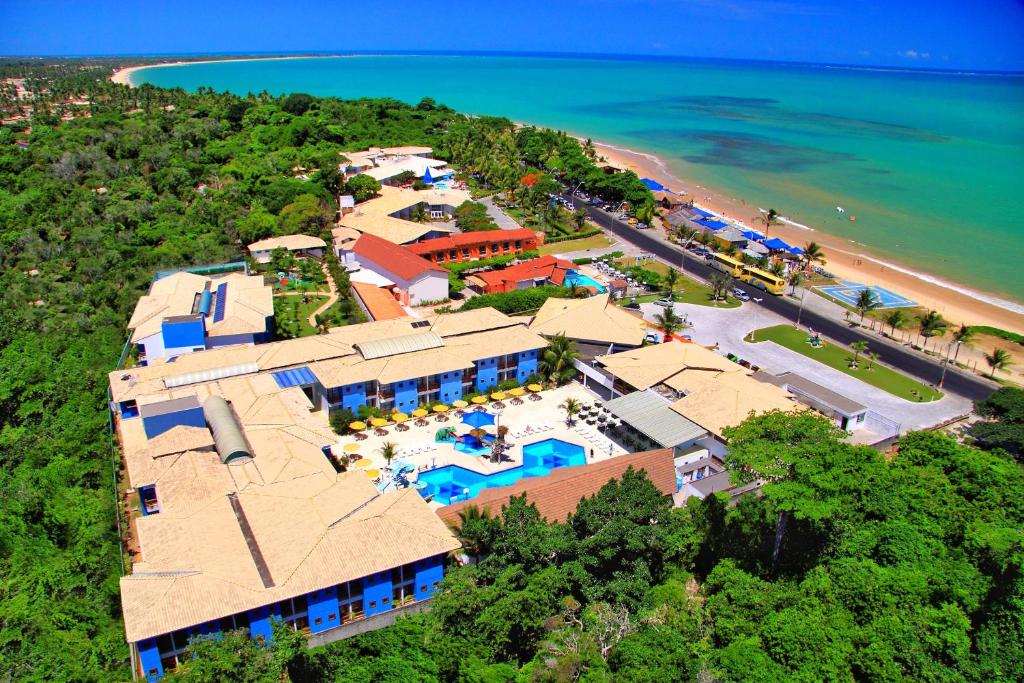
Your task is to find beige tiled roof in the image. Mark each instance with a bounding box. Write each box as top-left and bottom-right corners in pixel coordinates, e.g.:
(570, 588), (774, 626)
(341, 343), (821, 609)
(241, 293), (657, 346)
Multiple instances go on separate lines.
(118, 371), (459, 643)
(247, 234), (327, 252)
(596, 341), (797, 438)
(111, 307), (538, 403)
(337, 185), (466, 245)
(127, 272), (273, 343)
(529, 294), (647, 346)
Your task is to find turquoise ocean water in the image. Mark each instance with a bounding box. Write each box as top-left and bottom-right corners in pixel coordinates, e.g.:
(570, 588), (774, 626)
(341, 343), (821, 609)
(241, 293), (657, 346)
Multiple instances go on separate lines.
(133, 54), (1024, 307)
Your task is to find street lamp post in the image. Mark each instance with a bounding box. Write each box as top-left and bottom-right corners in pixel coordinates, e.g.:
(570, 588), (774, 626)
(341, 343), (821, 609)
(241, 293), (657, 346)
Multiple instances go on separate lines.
(795, 286), (807, 329)
(938, 340), (961, 389)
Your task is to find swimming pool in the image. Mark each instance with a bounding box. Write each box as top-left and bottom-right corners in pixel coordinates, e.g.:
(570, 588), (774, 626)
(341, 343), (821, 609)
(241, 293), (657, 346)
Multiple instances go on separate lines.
(417, 438), (586, 505)
(564, 270), (607, 293)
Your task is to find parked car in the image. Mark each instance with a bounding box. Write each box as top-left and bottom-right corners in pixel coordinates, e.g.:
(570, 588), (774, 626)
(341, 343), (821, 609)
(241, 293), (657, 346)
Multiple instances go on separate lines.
(733, 289), (751, 301)
(636, 222), (648, 229)
(627, 217), (638, 226)
(653, 298), (675, 308)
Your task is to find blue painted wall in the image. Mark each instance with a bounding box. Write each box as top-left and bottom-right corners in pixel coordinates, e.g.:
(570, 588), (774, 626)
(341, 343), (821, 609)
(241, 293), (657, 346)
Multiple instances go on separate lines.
(475, 357), (498, 392)
(414, 555), (445, 601)
(516, 349), (540, 383)
(161, 318), (205, 349)
(342, 383), (367, 411)
(138, 639), (164, 682)
(142, 405), (206, 439)
(363, 571), (393, 617)
(307, 586), (341, 634)
(438, 370), (463, 404)
(248, 605), (278, 643)
(392, 379), (418, 414)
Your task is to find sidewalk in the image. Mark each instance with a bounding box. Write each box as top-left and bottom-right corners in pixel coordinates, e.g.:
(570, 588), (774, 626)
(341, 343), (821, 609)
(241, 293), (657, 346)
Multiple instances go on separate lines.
(479, 195), (524, 231)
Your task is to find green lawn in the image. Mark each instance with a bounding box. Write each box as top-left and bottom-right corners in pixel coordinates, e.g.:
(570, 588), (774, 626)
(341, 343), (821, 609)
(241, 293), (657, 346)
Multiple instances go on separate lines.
(274, 294), (328, 338)
(612, 258), (740, 308)
(538, 234), (612, 255)
(748, 324), (942, 402)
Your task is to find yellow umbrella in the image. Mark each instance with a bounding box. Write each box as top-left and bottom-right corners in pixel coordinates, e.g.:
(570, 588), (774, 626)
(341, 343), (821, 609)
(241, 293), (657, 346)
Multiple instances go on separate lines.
(364, 468), (381, 479)
(433, 404), (450, 413)
(490, 392), (507, 401)
(452, 400), (469, 408)
(527, 384), (543, 392)
(412, 408), (428, 418)
(343, 443), (361, 453)
(471, 396), (488, 404)
(349, 421), (367, 431)
(370, 417), (388, 428)
(392, 413), (409, 423)
(353, 458), (374, 468)
(509, 387), (526, 396)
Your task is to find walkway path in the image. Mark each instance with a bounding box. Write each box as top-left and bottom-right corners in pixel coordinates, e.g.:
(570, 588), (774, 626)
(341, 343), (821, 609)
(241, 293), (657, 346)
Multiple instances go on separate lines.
(308, 262), (339, 327)
(479, 195), (524, 231)
(640, 301), (972, 432)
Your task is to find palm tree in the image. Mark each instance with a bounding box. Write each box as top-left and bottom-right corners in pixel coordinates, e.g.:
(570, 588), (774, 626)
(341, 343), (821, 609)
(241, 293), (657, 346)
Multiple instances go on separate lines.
(697, 231), (714, 248)
(676, 226), (698, 246)
(539, 334), (579, 386)
(655, 307), (683, 337)
(788, 271), (803, 295)
(850, 340), (869, 368)
(755, 208), (782, 240)
(952, 323), (975, 363)
(449, 505), (494, 563)
(984, 348), (1013, 379)
(378, 441), (398, 470)
(722, 243), (739, 257)
(559, 397), (583, 426)
(572, 207), (587, 231)
(854, 288), (880, 324)
(884, 308), (908, 337)
(917, 310), (945, 352)
(663, 268), (680, 301)
(708, 272), (732, 302)
(770, 260), (786, 277)
(867, 352), (879, 370)
(802, 241), (826, 269)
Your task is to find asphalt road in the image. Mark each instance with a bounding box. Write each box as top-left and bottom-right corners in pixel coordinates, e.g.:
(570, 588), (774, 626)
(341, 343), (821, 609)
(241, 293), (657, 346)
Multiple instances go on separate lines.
(564, 195), (997, 402)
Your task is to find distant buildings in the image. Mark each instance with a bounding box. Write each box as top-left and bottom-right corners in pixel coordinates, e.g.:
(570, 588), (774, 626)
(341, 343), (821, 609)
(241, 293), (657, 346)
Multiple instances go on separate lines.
(406, 228), (543, 264)
(127, 272), (274, 363)
(247, 234), (327, 264)
(529, 294), (649, 356)
(471, 255), (575, 294)
(337, 185), (469, 245)
(352, 233), (448, 306)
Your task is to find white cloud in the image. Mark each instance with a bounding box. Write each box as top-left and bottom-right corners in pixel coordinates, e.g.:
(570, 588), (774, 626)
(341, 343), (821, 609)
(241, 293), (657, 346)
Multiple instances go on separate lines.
(898, 49), (919, 59)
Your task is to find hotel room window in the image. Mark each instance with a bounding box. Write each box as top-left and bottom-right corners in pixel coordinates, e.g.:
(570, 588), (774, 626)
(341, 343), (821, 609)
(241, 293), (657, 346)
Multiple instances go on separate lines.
(449, 250), (457, 260)
(463, 248), (471, 258)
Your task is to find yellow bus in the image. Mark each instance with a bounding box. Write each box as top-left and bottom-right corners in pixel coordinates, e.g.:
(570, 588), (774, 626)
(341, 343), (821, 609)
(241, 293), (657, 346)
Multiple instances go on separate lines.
(706, 252), (743, 277)
(740, 265), (785, 295)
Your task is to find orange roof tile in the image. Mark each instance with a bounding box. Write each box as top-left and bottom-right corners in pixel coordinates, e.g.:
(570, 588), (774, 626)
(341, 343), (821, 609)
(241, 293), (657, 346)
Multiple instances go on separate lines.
(437, 449), (676, 524)
(476, 255), (574, 290)
(351, 282), (409, 321)
(353, 233), (446, 281)
(406, 228), (539, 254)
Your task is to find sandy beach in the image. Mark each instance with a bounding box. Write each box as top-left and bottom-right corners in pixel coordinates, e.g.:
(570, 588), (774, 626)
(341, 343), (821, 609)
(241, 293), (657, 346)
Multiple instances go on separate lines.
(110, 55), (336, 87)
(593, 142), (1024, 336)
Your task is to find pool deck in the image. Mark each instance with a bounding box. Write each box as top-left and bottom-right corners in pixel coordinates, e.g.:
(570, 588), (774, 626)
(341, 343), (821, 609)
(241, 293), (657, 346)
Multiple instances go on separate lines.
(334, 384), (629, 509)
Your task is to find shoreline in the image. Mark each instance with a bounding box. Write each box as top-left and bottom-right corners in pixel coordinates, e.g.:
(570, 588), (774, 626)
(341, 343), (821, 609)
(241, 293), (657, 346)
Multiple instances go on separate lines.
(590, 140), (1024, 335)
(111, 58), (1023, 334)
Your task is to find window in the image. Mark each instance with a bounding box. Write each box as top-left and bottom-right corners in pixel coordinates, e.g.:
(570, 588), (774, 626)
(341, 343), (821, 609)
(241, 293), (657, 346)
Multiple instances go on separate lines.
(314, 617), (322, 626)
(503, 242), (510, 251)
(515, 240), (522, 249)
(411, 320), (431, 329)
(449, 250), (457, 260)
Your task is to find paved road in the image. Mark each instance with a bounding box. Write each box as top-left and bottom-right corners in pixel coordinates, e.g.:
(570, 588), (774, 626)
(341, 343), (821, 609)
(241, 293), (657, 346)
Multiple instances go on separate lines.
(563, 195), (997, 402)
(479, 195), (524, 231)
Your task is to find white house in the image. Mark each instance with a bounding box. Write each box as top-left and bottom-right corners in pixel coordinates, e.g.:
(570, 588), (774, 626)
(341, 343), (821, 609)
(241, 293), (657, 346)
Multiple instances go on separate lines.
(247, 234), (327, 264)
(351, 233), (448, 305)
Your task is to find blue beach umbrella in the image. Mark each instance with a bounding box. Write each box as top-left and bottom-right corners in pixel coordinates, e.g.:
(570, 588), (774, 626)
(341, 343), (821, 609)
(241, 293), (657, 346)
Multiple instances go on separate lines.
(461, 411), (495, 428)
(423, 167), (433, 184)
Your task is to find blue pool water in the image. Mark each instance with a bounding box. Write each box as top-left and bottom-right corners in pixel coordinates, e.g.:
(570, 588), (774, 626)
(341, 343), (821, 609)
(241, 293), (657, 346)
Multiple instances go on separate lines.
(418, 438), (586, 505)
(564, 270), (606, 293)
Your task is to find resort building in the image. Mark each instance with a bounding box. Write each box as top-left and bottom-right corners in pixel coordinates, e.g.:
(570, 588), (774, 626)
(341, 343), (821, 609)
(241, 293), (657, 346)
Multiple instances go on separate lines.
(110, 307), (547, 424)
(757, 371), (869, 432)
(437, 448), (676, 524)
(337, 185), (470, 245)
(405, 228), (543, 264)
(331, 226), (361, 267)
(350, 281), (411, 322)
(113, 371), (460, 681)
(127, 272), (274, 364)
(469, 255), (575, 294)
(594, 341), (798, 441)
(529, 294), (648, 357)
(342, 146), (438, 178)
(246, 234), (327, 264)
(361, 157), (454, 186)
(352, 233), (448, 306)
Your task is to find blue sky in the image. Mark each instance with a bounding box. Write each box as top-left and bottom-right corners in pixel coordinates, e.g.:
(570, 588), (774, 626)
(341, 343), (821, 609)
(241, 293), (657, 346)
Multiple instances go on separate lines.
(2, 0), (1022, 71)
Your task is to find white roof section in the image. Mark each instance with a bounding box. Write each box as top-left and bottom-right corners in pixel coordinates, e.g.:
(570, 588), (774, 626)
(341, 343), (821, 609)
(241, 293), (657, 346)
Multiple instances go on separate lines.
(605, 389), (707, 447)
(247, 234), (327, 252)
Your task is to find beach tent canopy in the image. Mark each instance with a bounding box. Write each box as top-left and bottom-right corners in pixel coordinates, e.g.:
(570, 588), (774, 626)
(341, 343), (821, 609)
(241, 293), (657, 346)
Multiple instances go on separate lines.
(786, 245), (805, 255)
(763, 237), (792, 251)
(640, 178), (666, 191)
(462, 411), (496, 428)
(696, 219), (729, 231)
(690, 208), (715, 219)
(740, 229), (765, 241)
(423, 167), (433, 184)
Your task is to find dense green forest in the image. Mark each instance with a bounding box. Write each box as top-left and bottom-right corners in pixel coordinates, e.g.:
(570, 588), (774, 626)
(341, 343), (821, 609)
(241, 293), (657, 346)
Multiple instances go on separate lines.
(1, 62), (1021, 681)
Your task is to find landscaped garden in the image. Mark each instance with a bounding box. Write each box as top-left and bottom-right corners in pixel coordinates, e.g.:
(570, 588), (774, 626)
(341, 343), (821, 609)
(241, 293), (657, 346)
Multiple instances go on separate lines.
(748, 324), (943, 401)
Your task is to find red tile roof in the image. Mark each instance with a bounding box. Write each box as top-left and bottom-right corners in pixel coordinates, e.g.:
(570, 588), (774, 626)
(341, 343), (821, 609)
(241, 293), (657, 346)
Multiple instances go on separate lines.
(406, 228), (539, 254)
(353, 233), (446, 281)
(476, 255), (574, 290)
(436, 449), (676, 524)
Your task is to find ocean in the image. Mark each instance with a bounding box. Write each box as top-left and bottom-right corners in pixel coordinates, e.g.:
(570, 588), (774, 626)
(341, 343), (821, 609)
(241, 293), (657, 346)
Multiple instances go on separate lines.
(132, 53), (1024, 304)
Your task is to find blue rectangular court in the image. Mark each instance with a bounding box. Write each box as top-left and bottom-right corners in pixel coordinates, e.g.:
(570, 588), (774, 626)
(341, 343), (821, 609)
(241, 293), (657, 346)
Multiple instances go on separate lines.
(815, 281), (916, 309)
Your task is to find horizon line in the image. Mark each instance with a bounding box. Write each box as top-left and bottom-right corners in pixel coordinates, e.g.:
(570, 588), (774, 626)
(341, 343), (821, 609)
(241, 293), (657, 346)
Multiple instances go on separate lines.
(2, 49), (1022, 77)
